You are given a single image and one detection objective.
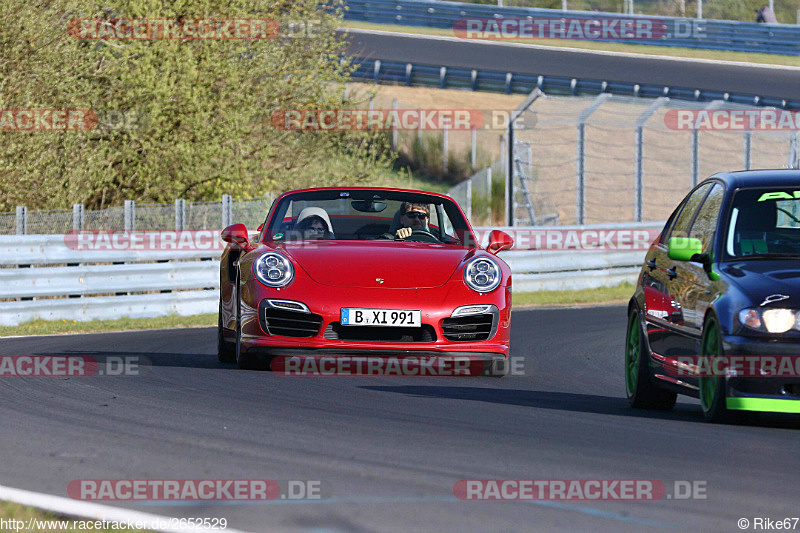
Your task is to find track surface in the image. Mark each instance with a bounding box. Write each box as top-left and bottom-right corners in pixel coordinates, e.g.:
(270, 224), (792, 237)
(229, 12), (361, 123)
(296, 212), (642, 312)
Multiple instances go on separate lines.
(1, 306), (798, 532)
(343, 30), (800, 100)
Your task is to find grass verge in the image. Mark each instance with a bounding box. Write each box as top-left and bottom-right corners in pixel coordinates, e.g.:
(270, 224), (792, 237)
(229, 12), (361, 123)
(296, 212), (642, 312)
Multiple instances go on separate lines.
(514, 282), (633, 307)
(342, 21), (800, 67)
(0, 285), (633, 336)
(0, 501), (145, 532)
(0, 314), (218, 337)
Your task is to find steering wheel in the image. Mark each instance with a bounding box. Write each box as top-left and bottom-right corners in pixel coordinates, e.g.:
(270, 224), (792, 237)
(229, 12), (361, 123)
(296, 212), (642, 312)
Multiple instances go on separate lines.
(399, 229), (441, 243)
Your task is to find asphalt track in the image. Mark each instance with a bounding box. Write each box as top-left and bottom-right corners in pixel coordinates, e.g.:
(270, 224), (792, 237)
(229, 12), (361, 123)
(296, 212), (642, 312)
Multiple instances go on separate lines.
(343, 30), (800, 100)
(1, 306), (799, 532)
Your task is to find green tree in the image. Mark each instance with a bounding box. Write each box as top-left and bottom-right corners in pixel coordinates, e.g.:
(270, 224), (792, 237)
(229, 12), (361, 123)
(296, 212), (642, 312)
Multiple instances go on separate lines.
(0, 0), (392, 210)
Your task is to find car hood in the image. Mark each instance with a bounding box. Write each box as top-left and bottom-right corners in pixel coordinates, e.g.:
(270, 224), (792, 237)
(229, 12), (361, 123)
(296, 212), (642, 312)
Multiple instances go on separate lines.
(723, 260), (800, 307)
(273, 241), (475, 288)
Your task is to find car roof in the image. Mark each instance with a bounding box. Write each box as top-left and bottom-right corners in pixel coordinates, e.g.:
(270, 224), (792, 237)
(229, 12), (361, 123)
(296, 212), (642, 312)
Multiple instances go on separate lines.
(711, 169), (800, 189)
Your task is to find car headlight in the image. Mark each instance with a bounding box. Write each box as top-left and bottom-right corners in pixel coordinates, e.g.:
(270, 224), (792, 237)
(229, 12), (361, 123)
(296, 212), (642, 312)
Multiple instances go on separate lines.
(463, 257), (501, 293)
(253, 252), (294, 288)
(739, 308), (798, 334)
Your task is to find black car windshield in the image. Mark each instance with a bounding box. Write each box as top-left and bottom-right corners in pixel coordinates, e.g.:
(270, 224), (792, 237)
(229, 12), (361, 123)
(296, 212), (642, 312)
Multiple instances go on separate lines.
(262, 190), (476, 247)
(725, 187), (800, 259)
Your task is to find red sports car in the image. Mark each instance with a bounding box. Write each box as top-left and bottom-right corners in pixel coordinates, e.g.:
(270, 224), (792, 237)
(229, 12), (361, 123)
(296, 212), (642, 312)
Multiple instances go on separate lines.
(217, 187), (514, 376)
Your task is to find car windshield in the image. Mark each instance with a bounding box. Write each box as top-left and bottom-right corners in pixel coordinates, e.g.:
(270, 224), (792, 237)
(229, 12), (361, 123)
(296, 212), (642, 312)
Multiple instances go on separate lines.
(262, 190), (476, 247)
(725, 187), (800, 259)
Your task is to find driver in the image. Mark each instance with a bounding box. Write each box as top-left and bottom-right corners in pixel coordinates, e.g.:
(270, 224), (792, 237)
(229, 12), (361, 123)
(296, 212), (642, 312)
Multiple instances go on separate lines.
(395, 202), (430, 239)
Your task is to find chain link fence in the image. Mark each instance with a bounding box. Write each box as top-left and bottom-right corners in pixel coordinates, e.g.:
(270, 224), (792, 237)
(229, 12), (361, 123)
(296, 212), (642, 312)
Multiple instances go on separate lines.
(510, 92), (800, 226)
(5, 194), (276, 235)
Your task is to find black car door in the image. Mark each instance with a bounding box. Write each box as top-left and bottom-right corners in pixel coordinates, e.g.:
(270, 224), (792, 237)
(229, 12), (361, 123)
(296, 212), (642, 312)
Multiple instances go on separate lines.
(667, 182), (725, 378)
(647, 182), (713, 358)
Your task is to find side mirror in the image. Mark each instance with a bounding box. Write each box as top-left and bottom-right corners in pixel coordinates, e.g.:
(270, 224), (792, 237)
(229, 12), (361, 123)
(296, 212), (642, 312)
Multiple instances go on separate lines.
(487, 230), (514, 254)
(667, 237), (702, 262)
(221, 223), (253, 251)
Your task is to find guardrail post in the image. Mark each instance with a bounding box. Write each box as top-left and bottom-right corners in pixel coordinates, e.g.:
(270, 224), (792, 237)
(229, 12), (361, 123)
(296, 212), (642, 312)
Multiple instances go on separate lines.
(576, 94), (612, 225)
(15, 206), (26, 235)
(222, 194), (233, 228)
(374, 60), (381, 82)
(743, 132), (752, 171)
(124, 200), (135, 231)
(634, 97), (668, 222)
(175, 199), (186, 230)
(439, 67), (447, 89)
(72, 204), (84, 230)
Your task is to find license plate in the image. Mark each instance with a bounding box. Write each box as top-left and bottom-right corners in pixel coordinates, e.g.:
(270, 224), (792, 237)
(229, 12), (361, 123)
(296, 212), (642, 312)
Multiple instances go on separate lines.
(341, 308), (421, 327)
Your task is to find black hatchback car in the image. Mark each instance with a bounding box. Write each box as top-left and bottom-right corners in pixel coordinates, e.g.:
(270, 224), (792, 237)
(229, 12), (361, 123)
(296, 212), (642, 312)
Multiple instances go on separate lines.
(626, 170), (800, 422)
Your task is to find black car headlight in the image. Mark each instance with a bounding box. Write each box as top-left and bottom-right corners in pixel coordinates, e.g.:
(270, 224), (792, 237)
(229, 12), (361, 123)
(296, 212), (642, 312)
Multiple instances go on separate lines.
(254, 252), (294, 288)
(739, 308), (798, 334)
(463, 257), (501, 293)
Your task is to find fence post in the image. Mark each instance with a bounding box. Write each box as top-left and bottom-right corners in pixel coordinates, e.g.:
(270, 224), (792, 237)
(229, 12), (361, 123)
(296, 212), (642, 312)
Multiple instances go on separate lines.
(175, 199), (186, 230)
(72, 204), (84, 230)
(15, 206), (26, 235)
(392, 99), (398, 150)
(576, 94), (612, 225)
(486, 167), (493, 223)
(790, 133), (800, 169)
(471, 126), (477, 169)
(634, 98), (668, 222)
(124, 200), (135, 231)
(691, 130), (699, 187)
(697, 0), (702, 18)
(443, 127), (449, 171)
(743, 132), (752, 171)
(222, 194), (233, 228)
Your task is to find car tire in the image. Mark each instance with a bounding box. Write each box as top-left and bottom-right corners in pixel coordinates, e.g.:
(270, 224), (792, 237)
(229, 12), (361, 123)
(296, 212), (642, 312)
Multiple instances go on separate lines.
(699, 316), (735, 423)
(233, 269), (258, 370)
(217, 300), (236, 364)
(625, 308), (677, 410)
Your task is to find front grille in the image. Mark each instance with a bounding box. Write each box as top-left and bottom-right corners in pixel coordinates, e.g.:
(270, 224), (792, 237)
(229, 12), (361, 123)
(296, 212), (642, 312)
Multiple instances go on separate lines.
(324, 323), (436, 342)
(262, 308), (323, 338)
(441, 314), (495, 342)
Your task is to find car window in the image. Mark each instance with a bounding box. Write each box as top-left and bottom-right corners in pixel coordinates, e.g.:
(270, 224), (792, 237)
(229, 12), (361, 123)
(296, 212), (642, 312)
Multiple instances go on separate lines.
(724, 187), (800, 259)
(666, 182), (713, 241)
(689, 183), (724, 254)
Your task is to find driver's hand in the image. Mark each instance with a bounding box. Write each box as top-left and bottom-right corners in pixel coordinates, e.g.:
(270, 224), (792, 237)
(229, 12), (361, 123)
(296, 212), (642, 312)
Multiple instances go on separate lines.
(396, 227), (412, 239)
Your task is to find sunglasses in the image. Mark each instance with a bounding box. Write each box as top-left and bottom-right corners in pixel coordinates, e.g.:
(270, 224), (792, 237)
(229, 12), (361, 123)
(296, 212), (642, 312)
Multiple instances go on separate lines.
(305, 226), (326, 233)
(404, 211), (428, 220)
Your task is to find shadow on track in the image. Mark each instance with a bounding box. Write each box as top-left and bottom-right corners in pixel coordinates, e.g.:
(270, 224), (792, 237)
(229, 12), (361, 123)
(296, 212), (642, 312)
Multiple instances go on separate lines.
(360, 385), (800, 429)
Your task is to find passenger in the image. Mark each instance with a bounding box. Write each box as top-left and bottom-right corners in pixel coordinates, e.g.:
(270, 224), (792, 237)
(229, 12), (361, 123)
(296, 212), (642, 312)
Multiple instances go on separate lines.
(295, 207), (334, 240)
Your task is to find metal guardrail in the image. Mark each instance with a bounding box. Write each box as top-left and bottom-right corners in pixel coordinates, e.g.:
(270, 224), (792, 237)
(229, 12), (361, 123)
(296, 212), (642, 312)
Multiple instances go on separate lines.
(350, 58), (800, 110)
(0, 225), (659, 326)
(344, 0), (800, 55)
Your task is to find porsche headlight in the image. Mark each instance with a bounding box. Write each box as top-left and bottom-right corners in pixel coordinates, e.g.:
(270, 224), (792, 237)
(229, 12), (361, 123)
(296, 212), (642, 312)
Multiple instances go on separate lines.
(739, 308), (798, 334)
(463, 257), (501, 293)
(254, 252), (294, 288)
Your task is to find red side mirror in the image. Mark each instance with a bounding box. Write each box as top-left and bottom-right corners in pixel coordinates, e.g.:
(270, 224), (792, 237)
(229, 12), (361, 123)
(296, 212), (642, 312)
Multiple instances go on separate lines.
(486, 230), (513, 254)
(221, 223), (253, 251)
